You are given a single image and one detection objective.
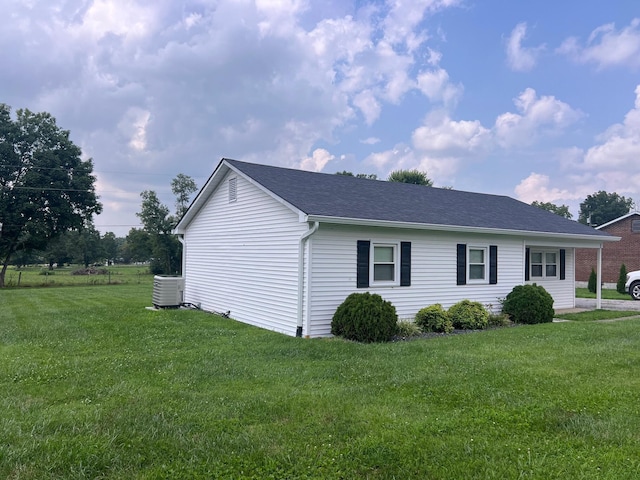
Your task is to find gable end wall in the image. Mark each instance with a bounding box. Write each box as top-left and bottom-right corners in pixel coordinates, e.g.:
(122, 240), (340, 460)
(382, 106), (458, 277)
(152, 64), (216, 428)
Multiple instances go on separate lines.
(182, 171), (307, 336)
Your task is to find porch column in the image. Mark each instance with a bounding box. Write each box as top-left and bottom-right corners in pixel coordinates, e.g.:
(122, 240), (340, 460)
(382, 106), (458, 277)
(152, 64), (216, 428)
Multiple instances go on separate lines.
(596, 244), (602, 309)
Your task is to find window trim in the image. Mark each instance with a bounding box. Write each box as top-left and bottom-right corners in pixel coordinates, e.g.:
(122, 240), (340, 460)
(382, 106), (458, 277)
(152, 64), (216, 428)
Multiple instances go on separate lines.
(528, 248), (560, 280)
(467, 246), (488, 284)
(370, 242), (399, 286)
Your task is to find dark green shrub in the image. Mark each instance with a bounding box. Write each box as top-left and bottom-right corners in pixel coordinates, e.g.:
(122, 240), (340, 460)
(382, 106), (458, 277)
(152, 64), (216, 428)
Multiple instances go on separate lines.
(617, 264), (628, 294)
(448, 300), (489, 330)
(396, 320), (422, 338)
(331, 292), (398, 343)
(415, 304), (453, 333)
(588, 268), (597, 293)
(502, 284), (554, 324)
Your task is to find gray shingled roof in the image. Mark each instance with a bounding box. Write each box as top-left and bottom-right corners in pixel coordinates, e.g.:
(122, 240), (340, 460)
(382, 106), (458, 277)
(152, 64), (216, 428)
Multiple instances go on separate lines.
(224, 158), (611, 238)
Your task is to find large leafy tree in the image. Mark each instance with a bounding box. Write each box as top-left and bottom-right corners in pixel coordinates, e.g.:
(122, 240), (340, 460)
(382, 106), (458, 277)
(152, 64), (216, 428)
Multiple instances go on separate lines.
(531, 201), (573, 219)
(578, 191), (633, 226)
(387, 169), (433, 186)
(0, 105), (102, 287)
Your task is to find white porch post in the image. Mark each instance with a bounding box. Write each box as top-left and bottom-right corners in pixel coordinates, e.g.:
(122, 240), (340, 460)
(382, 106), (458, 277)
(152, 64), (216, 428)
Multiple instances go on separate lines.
(596, 243), (602, 310)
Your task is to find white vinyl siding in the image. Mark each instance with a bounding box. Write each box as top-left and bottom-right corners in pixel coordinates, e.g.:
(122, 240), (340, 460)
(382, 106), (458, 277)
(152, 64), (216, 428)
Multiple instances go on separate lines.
(306, 225), (527, 337)
(182, 171), (307, 336)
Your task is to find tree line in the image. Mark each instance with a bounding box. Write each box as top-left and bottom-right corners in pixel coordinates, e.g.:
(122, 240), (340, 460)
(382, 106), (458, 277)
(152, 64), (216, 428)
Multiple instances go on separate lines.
(1, 105), (635, 287)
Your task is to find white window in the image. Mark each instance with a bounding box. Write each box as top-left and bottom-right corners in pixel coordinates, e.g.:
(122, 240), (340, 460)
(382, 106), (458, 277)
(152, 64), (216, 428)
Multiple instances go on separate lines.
(228, 177), (237, 203)
(371, 244), (397, 284)
(530, 250), (558, 279)
(468, 246), (487, 282)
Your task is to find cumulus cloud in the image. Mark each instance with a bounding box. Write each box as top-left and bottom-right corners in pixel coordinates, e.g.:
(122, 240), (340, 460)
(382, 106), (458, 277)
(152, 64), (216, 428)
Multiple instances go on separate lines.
(299, 148), (335, 172)
(582, 85), (640, 170)
(505, 22), (545, 72)
(557, 18), (640, 69)
(514, 173), (581, 204)
(494, 88), (583, 148)
(412, 112), (491, 154)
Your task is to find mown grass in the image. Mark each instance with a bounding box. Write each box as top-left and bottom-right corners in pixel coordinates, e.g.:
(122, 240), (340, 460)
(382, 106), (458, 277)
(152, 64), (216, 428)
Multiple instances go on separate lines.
(1, 285), (640, 479)
(555, 309), (640, 322)
(2, 264), (154, 288)
(575, 287), (631, 300)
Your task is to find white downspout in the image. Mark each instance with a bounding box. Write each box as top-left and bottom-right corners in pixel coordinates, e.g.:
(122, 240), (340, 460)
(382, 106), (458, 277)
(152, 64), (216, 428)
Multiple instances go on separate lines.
(596, 243), (602, 310)
(297, 222), (319, 337)
(177, 234), (186, 275)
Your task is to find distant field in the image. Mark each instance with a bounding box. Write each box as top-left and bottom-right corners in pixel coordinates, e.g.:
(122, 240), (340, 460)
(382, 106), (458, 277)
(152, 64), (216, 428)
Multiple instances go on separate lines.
(2, 264), (154, 288)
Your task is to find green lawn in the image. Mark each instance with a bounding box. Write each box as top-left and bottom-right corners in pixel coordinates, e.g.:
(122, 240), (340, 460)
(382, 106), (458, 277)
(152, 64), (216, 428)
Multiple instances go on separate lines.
(575, 287), (631, 300)
(1, 285), (640, 479)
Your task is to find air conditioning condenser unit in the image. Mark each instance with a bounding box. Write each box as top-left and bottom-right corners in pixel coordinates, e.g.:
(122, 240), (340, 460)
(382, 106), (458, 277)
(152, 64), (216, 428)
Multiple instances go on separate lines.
(152, 275), (185, 308)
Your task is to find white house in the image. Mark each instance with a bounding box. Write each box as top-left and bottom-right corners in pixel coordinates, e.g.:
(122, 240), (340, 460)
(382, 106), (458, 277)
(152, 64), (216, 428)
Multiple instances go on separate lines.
(174, 159), (618, 338)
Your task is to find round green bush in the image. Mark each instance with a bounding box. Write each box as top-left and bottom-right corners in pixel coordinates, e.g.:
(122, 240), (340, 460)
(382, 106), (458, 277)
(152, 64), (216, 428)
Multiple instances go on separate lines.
(448, 299), (489, 330)
(331, 292), (398, 343)
(502, 283), (554, 324)
(415, 304), (453, 333)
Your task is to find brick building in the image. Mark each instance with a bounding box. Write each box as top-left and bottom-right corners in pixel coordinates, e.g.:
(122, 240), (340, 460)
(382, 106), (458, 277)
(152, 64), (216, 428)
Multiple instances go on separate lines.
(575, 212), (640, 283)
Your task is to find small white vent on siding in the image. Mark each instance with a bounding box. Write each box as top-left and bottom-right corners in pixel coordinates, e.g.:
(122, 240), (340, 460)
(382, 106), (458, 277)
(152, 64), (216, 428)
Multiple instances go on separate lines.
(228, 177), (237, 202)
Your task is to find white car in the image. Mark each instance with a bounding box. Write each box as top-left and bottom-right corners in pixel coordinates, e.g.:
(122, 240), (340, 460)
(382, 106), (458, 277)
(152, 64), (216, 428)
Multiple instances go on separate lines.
(625, 270), (640, 301)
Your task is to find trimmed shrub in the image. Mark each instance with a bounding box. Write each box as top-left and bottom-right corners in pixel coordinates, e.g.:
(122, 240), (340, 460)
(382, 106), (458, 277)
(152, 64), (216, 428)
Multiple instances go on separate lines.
(502, 283), (554, 324)
(415, 304), (453, 333)
(448, 300), (489, 330)
(588, 268), (597, 293)
(396, 320), (422, 338)
(617, 264), (628, 294)
(331, 292), (398, 343)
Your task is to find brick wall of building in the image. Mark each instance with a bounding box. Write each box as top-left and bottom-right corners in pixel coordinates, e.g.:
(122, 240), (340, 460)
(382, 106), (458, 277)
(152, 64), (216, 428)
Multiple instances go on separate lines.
(575, 213), (640, 282)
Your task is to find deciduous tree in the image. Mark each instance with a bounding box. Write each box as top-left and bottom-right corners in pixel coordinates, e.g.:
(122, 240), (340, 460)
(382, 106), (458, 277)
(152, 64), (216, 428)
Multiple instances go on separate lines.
(0, 105), (101, 287)
(578, 191), (633, 226)
(387, 169), (433, 186)
(531, 201), (573, 219)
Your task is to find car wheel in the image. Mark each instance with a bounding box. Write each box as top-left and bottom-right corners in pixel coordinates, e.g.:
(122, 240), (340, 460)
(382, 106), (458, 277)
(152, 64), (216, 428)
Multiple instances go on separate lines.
(631, 281), (640, 301)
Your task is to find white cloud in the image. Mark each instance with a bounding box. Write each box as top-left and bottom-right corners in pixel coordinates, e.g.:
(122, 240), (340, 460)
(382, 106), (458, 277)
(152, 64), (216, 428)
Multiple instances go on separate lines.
(416, 68), (463, 106)
(558, 18), (640, 69)
(505, 22), (545, 72)
(514, 173), (580, 204)
(299, 148), (335, 172)
(353, 89), (382, 125)
(582, 85), (640, 170)
(412, 112), (491, 154)
(494, 88), (583, 148)
(360, 137), (381, 145)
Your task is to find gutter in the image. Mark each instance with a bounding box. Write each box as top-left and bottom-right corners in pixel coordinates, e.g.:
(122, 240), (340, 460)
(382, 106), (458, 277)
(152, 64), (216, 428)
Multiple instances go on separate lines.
(296, 221), (319, 337)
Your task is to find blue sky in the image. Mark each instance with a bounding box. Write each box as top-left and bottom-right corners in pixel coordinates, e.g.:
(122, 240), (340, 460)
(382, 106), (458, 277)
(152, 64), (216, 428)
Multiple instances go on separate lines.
(2, 0), (639, 235)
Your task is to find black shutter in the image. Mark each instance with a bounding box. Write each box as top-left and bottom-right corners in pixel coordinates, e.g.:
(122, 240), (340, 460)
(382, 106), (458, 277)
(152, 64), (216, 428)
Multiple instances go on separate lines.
(489, 245), (498, 285)
(357, 240), (370, 288)
(559, 249), (566, 280)
(525, 247), (530, 281)
(456, 244), (466, 285)
(400, 242), (411, 287)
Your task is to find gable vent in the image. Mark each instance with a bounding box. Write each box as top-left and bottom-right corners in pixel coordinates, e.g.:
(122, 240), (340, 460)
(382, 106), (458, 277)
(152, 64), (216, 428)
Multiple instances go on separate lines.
(228, 177), (237, 202)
